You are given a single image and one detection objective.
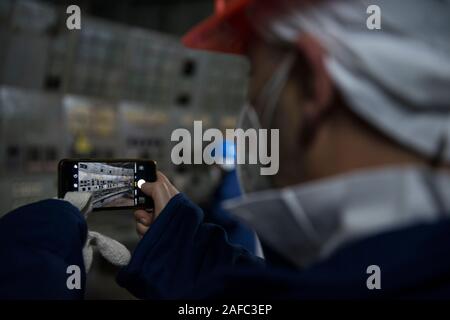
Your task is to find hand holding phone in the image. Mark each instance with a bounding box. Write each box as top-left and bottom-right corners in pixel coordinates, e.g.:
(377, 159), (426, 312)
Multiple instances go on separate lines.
(135, 171), (179, 237)
(58, 159), (157, 211)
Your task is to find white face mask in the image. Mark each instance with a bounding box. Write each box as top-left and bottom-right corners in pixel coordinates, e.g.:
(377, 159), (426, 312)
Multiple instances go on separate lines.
(226, 166), (450, 268)
(236, 104), (273, 193)
(236, 53), (296, 194)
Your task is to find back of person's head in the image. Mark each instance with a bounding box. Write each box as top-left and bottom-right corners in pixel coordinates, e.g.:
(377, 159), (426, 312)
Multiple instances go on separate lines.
(183, 0), (450, 188)
(245, 0), (450, 186)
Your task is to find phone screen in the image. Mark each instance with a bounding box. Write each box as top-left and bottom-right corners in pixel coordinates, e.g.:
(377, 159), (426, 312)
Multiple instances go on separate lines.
(58, 159), (156, 210)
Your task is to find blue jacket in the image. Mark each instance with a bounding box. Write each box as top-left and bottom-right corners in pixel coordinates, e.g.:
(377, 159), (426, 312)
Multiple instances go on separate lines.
(0, 199), (87, 299)
(2, 194), (450, 299)
(203, 169), (256, 254)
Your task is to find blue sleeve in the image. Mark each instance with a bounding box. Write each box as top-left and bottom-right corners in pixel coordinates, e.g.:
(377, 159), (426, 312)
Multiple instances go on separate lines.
(0, 199), (88, 300)
(117, 193), (264, 299)
(188, 219), (450, 299)
(205, 204), (257, 255)
(205, 170), (257, 254)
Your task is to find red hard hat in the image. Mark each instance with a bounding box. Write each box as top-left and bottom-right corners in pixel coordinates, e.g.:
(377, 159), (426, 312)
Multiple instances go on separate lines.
(182, 0), (316, 55)
(182, 0), (262, 55)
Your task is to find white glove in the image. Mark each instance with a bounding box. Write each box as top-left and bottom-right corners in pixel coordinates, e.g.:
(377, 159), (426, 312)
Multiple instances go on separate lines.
(61, 192), (131, 273)
(82, 231), (131, 272)
(63, 192), (93, 219)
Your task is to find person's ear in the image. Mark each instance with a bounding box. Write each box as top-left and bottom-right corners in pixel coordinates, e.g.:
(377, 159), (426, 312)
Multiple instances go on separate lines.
(293, 33), (335, 144)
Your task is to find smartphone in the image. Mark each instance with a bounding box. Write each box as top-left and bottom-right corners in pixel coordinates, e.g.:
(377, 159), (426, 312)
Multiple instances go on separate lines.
(58, 159), (157, 210)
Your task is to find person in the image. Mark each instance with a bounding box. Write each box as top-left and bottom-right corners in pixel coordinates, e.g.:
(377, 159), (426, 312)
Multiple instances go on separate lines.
(0, 192), (131, 299)
(1, 0), (450, 299)
(123, 0), (450, 299)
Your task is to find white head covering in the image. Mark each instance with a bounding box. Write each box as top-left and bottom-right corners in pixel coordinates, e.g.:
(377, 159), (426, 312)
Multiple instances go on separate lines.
(260, 0), (450, 161)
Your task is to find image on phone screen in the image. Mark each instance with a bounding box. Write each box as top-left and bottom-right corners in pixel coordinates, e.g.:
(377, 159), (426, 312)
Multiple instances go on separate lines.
(78, 162), (135, 208)
(59, 159), (156, 210)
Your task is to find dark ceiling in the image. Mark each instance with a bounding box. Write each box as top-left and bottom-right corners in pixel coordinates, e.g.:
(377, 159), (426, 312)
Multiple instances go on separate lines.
(42, 0), (213, 35)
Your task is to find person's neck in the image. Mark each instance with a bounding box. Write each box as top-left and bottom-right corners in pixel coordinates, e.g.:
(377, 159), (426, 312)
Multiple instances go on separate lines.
(302, 110), (429, 182)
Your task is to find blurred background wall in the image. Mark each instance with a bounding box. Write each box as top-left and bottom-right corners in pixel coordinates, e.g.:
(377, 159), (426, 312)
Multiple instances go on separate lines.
(0, 0), (249, 299)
